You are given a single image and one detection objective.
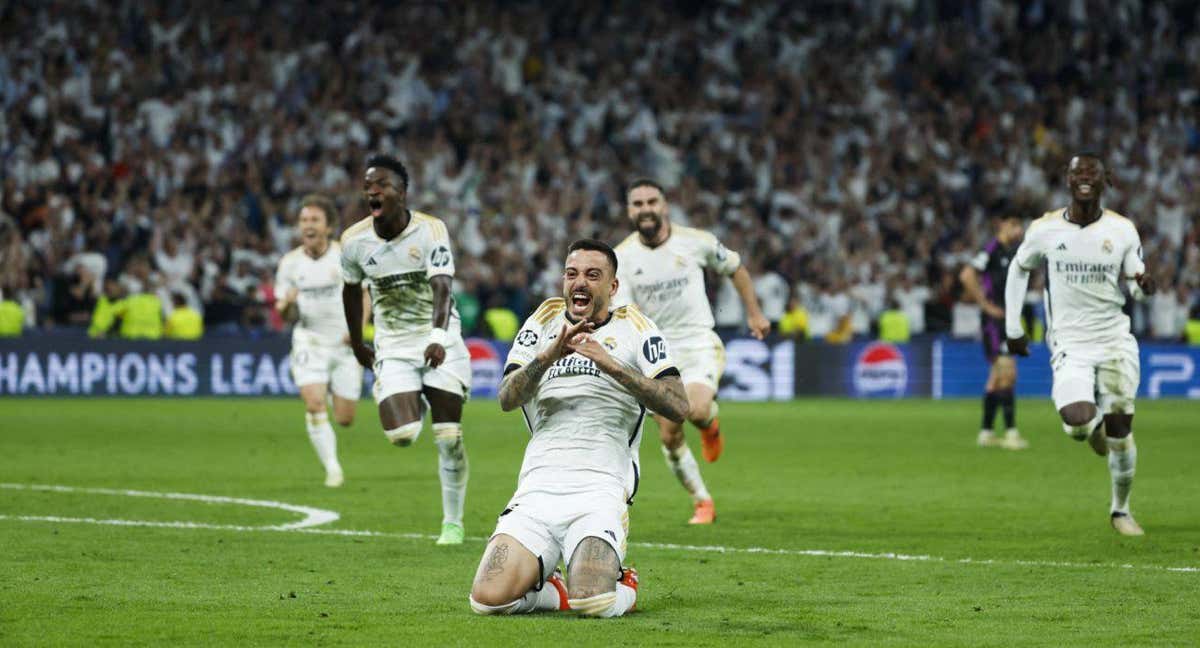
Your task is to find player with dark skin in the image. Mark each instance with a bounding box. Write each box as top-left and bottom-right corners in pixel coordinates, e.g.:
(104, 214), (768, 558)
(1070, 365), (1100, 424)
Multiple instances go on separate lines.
(342, 165), (461, 433)
(1006, 154), (1156, 445)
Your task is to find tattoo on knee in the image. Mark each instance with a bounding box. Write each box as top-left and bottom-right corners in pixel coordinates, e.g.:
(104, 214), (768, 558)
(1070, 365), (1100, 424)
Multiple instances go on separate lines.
(483, 543), (509, 581)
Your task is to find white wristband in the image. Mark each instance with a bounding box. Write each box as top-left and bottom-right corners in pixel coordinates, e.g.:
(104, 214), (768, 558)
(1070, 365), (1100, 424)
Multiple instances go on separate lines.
(429, 327), (448, 347)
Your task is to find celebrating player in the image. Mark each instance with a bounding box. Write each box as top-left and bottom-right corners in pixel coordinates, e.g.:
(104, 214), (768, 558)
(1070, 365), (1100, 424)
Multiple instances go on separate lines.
(1005, 153), (1156, 536)
(341, 154), (472, 546)
(960, 214), (1029, 450)
(613, 179), (770, 524)
(275, 194), (363, 487)
(469, 239), (688, 618)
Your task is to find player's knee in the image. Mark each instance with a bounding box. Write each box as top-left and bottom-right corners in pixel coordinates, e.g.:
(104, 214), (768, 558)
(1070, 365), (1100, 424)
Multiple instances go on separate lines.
(687, 400), (710, 424)
(1058, 402), (1096, 427)
(384, 420), (422, 446)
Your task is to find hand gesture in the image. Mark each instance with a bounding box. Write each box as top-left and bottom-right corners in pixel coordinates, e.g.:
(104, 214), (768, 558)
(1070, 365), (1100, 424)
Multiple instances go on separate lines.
(538, 319), (594, 363)
(1006, 335), (1029, 357)
(425, 343), (446, 368)
(747, 312), (771, 340)
(569, 333), (620, 374)
(351, 342), (375, 369)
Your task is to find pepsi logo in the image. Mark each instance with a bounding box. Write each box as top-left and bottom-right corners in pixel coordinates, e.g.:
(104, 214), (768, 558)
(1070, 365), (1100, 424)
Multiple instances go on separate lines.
(853, 342), (907, 397)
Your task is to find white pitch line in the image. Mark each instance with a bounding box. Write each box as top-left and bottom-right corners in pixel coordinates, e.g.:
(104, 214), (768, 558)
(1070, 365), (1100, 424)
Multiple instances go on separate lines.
(2, 513), (1196, 576)
(0, 483), (338, 530)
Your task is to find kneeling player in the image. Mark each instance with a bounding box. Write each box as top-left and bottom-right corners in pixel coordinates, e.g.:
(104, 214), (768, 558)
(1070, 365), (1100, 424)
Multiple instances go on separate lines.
(275, 194), (363, 487)
(1005, 153), (1155, 536)
(469, 240), (688, 617)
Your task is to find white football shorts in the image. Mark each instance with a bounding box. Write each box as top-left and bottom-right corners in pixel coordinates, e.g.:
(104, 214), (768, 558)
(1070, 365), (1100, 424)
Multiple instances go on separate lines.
(372, 336), (472, 402)
(290, 341), (363, 400)
(490, 491), (629, 582)
(1050, 334), (1139, 414)
(666, 329), (725, 392)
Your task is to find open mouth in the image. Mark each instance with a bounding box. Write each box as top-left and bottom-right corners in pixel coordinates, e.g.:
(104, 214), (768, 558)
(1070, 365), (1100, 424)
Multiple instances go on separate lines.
(368, 198), (383, 217)
(570, 290), (592, 314)
(1077, 183), (1093, 194)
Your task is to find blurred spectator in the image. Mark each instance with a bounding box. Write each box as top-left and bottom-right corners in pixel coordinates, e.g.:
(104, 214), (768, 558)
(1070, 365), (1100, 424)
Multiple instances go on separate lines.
(777, 297), (808, 341)
(482, 295), (519, 343)
(0, 288), (24, 336)
(878, 301), (911, 344)
(164, 293), (204, 340)
(88, 279), (124, 338)
(0, 1), (1196, 341)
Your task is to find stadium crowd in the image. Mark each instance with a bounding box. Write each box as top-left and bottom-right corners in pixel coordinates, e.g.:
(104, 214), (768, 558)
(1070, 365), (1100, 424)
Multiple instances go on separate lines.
(1, 0), (1198, 341)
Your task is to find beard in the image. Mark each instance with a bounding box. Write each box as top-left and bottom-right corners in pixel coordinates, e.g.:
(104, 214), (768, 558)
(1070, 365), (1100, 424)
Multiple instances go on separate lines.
(636, 211), (662, 238)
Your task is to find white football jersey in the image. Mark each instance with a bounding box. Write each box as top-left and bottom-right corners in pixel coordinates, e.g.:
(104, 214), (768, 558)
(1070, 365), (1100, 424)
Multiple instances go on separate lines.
(274, 243), (348, 346)
(1010, 208), (1145, 347)
(504, 299), (679, 502)
(613, 225), (741, 339)
(340, 211), (461, 360)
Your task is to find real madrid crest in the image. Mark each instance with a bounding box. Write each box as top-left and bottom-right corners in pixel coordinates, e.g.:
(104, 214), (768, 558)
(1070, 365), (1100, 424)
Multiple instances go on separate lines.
(602, 337), (617, 351)
(675, 255), (686, 268)
(1102, 239), (1113, 254)
(408, 246), (422, 262)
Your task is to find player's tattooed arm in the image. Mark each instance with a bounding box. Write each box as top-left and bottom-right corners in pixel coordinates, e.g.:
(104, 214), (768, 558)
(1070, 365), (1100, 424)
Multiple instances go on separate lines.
(498, 355), (551, 411)
(498, 319), (594, 411)
(608, 368), (689, 423)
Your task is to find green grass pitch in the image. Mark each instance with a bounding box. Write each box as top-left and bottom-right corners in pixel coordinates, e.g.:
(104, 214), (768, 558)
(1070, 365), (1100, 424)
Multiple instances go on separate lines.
(2, 397), (1198, 646)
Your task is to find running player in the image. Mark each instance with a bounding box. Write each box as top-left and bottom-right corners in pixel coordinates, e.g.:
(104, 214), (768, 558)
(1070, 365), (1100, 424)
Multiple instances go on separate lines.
(614, 179), (770, 524)
(341, 154), (472, 546)
(274, 194), (363, 487)
(469, 239), (688, 617)
(1005, 153), (1156, 536)
(960, 214), (1028, 450)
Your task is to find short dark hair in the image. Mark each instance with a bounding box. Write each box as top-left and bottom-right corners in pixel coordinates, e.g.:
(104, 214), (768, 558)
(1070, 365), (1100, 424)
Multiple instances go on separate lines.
(365, 154), (409, 190)
(299, 193), (338, 229)
(567, 239), (618, 275)
(626, 178), (665, 199)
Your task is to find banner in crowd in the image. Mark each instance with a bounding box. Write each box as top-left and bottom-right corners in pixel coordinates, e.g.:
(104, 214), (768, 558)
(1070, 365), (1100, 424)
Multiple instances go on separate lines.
(2, 335), (1197, 400)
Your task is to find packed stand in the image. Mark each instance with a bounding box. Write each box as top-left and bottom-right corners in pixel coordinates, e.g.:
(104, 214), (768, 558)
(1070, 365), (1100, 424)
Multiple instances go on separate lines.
(1, 0), (1198, 342)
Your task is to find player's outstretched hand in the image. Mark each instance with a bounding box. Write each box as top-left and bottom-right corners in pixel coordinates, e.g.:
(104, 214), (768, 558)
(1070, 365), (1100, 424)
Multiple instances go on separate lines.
(1134, 272), (1157, 296)
(569, 334), (620, 374)
(747, 312), (771, 340)
(425, 343), (446, 368)
(351, 342), (376, 369)
(540, 319), (594, 363)
(1006, 335), (1030, 357)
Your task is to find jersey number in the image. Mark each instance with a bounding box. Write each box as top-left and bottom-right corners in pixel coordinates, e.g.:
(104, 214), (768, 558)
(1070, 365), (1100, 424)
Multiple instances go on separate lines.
(642, 336), (668, 363)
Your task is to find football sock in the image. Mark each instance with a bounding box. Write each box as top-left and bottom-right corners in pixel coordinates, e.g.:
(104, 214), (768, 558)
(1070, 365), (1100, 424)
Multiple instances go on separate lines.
(514, 584), (563, 613)
(434, 423), (468, 526)
(981, 392), (998, 430)
(569, 584), (635, 618)
(1107, 434), (1136, 514)
(385, 420), (422, 446)
(469, 596), (520, 615)
(1063, 411), (1103, 440)
(305, 411), (341, 474)
(662, 444), (711, 502)
(698, 401), (719, 428)
(998, 389), (1016, 429)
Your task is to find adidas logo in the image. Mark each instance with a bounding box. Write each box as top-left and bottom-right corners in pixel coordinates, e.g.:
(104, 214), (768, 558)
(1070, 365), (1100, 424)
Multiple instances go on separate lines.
(1056, 243), (1067, 251)
(604, 530), (617, 541)
(366, 257), (378, 266)
(635, 268), (644, 275)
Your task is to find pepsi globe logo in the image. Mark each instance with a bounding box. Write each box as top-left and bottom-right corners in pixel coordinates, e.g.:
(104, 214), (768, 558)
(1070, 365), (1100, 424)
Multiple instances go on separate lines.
(466, 338), (501, 397)
(852, 342), (908, 397)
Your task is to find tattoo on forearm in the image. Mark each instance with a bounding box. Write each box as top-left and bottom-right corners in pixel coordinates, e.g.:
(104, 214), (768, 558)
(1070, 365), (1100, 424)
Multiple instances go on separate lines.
(609, 367), (688, 422)
(484, 543), (509, 581)
(498, 356), (550, 409)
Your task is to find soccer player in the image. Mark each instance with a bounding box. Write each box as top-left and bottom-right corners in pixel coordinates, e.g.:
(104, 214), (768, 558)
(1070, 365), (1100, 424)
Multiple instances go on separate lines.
(274, 194), (362, 487)
(341, 154), (472, 546)
(960, 214), (1029, 450)
(469, 239), (688, 618)
(1005, 153), (1156, 536)
(613, 179), (770, 524)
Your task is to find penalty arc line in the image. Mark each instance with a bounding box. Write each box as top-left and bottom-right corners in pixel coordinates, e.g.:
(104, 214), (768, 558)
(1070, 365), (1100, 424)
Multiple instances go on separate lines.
(1, 513), (1196, 576)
